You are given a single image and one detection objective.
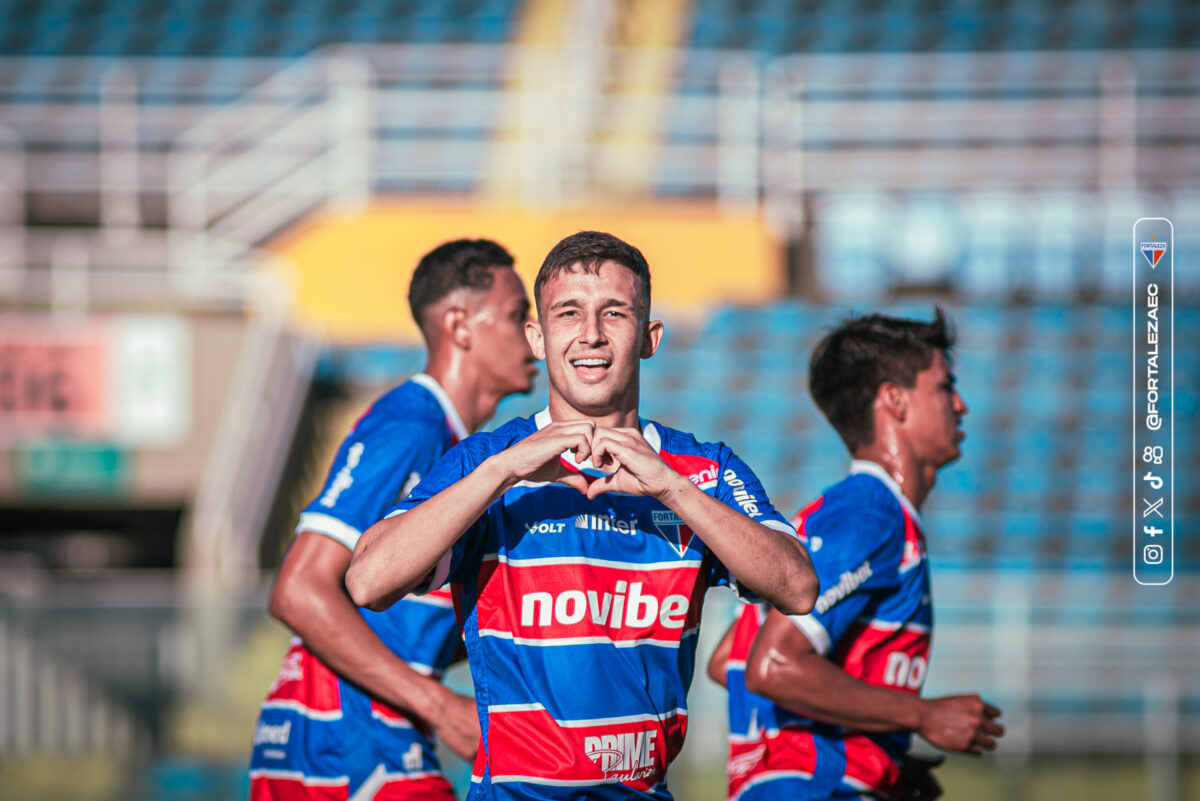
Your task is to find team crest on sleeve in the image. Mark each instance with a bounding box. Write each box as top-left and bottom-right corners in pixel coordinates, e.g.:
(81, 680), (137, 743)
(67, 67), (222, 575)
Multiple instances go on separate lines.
(651, 511), (694, 557)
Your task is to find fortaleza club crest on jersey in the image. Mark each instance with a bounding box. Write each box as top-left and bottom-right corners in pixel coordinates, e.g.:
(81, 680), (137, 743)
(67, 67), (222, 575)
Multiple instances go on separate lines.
(1141, 240), (1166, 268)
(651, 510), (694, 557)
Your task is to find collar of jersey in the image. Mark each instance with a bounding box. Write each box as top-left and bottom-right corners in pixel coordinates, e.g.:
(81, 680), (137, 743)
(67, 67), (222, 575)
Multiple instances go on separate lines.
(533, 406), (662, 473)
(411, 373), (469, 441)
(849, 458), (923, 528)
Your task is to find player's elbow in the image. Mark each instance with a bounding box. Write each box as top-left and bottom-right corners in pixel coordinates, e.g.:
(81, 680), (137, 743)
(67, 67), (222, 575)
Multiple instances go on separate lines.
(268, 573), (315, 631)
(772, 569), (819, 616)
(344, 560), (384, 610)
(743, 655), (777, 699)
(706, 654), (727, 688)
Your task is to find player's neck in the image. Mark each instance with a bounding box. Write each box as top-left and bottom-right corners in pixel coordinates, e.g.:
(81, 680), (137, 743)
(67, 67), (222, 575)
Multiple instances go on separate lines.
(545, 391), (640, 429)
(853, 441), (934, 511)
(423, 361), (498, 434)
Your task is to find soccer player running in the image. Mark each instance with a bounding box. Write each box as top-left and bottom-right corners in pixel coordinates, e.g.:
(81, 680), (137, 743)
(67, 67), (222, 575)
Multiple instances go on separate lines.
(249, 240), (539, 800)
(709, 310), (1004, 801)
(346, 231), (819, 800)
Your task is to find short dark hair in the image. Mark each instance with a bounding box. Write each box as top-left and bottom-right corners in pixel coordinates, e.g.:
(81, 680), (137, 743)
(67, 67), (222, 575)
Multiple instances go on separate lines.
(408, 239), (515, 332)
(533, 231), (651, 320)
(809, 307), (956, 452)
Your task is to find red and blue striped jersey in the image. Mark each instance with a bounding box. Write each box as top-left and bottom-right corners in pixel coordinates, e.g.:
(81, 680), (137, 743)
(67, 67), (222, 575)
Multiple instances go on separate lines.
(725, 460), (933, 800)
(391, 408), (798, 800)
(251, 374), (468, 801)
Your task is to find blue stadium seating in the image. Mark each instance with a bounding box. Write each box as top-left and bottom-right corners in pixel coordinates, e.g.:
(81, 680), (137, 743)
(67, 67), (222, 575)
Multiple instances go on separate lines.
(683, 0), (1199, 54)
(0, 0), (521, 58)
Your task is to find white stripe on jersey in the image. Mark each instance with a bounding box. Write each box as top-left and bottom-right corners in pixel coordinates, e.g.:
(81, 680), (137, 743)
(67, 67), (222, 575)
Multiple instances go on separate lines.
(477, 628), (699, 648)
(486, 703), (687, 728)
(733, 770), (816, 799)
(484, 552), (704, 571)
(296, 512), (362, 551)
(853, 617), (931, 634)
(259, 700), (343, 722)
(399, 593), (455, 610)
(788, 613), (833, 655)
(249, 768), (350, 786)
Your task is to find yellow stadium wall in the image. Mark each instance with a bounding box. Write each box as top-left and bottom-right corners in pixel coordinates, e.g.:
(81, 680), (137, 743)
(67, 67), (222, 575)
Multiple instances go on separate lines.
(267, 201), (783, 345)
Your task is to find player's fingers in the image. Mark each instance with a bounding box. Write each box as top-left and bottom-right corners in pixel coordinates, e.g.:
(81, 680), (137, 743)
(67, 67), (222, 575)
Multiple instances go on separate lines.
(973, 733), (998, 751)
(983, 702), (1002, 718)
(557, 472), (589, 495)
(569, 432), (592, 463)
(586, 474), (618, 500)
(982, 719), (1005, 736)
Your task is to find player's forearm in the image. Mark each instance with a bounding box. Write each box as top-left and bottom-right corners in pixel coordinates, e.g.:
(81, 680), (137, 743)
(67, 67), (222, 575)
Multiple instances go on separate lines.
(745, 651), (922, 733)
(272, 579), (450, 724)
(659, 478), (817, 614)
(347, 455), (510, 607)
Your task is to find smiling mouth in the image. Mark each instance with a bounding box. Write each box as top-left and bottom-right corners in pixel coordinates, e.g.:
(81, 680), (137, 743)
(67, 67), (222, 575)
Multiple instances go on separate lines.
(570, 356), (611, 380)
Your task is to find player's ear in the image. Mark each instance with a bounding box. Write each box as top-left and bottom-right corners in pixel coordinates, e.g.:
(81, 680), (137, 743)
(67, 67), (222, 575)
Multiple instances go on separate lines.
(526, 319), (546, 360)
(640, 319), (664, 359)
(443, 305), (471, 350)
(878, 381), (907, 421)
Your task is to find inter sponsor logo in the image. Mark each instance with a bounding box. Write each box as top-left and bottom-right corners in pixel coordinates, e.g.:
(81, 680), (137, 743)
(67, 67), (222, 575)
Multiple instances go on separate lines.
(584, 730), (657, 781)
(253, 719), (291, 747)
(574, 513), (637, 535)
(319, 442), (363, 507)
(519, 581), (690, 630)
(723, 469), (762, 518)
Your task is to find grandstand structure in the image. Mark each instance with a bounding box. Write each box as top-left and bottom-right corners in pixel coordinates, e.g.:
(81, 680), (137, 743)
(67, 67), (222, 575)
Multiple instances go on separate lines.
(0, 1), (1197, 799)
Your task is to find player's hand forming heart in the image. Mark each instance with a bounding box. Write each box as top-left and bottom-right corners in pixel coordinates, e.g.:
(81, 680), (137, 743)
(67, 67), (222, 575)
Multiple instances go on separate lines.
(499, 420), (596, 494)
(585, 427), (685, 501)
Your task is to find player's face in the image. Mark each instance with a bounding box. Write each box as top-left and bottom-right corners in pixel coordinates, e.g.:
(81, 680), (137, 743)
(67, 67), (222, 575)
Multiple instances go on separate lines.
(903, 350), (968, 468)
(527, 262), (663, 419)
(465, 266), (538, 395)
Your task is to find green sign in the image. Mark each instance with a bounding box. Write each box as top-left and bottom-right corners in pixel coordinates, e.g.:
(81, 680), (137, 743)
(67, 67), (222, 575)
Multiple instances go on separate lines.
(12, 441), (129, 496)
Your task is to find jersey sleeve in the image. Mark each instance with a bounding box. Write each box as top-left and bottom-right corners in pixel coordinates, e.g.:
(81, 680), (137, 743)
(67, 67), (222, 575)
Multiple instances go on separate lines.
(384, 437), (491, 593)
(787, 502), (905, 655)
(296, 417), (444, 551)
(706, 447), (801, 601)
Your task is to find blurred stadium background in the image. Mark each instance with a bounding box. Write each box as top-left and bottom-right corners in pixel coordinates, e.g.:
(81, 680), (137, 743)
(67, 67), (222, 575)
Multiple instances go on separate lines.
(0, 0), (1197, 799)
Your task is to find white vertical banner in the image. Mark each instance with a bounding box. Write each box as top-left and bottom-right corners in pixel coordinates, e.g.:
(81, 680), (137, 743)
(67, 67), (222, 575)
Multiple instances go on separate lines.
(110, 314), (192, 448)
(1132, 217), (1173, 586)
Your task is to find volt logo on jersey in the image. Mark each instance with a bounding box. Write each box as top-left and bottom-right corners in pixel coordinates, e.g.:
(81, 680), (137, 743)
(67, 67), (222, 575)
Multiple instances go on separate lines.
(651, 510), (695, 557)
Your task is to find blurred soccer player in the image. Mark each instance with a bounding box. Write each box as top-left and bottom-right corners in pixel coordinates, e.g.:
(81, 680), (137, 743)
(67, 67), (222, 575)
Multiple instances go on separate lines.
(345, 231), (818, 800)
(249, 239), (539, 800)
(709, 309), (1003, 801)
